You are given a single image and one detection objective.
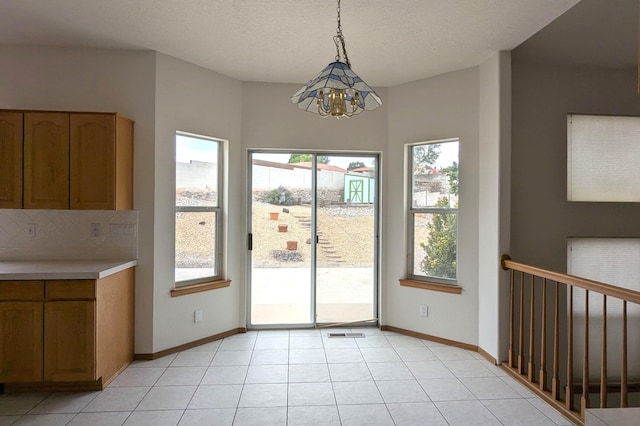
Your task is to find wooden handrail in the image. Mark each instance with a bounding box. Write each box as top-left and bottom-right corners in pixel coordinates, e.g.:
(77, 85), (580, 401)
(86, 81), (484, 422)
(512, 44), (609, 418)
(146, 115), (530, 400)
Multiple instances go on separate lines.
(502, 257), (640, 304)
(500, 255), (640, 422)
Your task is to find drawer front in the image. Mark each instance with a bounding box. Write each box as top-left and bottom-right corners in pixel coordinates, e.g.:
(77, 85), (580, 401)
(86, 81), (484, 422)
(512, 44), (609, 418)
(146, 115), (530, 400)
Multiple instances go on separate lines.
(0, 281), (44, 301)
(46, 280), (96, 300)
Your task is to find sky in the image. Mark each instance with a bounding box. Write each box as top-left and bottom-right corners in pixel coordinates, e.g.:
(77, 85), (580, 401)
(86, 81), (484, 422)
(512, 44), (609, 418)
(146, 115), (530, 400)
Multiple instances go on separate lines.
(176, 134), (219, 163)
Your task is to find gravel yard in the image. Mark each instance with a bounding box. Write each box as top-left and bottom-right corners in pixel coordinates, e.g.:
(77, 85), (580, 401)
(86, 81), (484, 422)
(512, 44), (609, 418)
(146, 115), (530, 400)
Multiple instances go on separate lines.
(175, 193), (377, 269)
(251, 202), (375, 268)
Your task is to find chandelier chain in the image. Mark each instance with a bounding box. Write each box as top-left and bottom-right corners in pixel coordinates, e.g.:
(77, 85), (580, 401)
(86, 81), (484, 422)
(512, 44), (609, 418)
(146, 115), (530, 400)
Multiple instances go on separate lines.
(333, 0), (351, 68)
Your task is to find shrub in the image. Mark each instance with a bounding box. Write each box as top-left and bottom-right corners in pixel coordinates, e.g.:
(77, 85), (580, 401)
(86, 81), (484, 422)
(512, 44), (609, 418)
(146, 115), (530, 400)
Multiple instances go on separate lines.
(265, 186), (294, 205)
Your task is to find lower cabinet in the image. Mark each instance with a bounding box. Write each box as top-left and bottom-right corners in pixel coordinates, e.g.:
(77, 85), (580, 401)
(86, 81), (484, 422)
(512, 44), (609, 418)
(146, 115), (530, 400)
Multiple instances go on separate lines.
(0, 301), (43, 382)
(44, 300), (95, 382)
(0, 268), (134, 391)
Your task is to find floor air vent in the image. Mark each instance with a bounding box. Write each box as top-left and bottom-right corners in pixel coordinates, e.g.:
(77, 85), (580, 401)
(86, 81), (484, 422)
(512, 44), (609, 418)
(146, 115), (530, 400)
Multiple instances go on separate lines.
(327, 332), (365, 338)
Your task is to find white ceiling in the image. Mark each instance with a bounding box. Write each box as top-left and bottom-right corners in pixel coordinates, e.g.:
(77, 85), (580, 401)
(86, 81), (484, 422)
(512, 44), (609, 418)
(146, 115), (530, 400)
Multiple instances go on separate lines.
(0, 0), (582, 87)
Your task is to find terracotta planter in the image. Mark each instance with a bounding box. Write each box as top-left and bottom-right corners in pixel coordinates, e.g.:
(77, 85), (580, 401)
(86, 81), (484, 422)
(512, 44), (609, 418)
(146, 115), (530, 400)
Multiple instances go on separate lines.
(269, 212), (279, 220)
(278, 224), (288, 232)
(286, 241), (298, 250)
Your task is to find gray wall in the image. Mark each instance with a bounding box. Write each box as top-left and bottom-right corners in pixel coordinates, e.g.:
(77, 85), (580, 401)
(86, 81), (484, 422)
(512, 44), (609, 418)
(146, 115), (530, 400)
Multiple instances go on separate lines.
(510, 61), (640, 272)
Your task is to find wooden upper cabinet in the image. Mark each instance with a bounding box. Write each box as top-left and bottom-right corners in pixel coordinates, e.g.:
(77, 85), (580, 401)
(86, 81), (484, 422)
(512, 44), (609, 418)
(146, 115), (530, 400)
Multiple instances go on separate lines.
(24, 113), (70, 209)
(0, 109), (133, 211)
(70, 114), (133, 210)
(0, 112), (23, 208)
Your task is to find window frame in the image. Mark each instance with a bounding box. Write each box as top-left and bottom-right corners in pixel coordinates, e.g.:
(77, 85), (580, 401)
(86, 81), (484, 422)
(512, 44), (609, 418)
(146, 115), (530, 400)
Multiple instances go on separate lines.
(175, 131), (224, 288)
(406, 138), (459, 285)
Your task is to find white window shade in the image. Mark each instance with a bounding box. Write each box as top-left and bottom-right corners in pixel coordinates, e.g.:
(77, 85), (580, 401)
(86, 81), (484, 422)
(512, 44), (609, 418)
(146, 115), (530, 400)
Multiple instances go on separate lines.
(567, 238), (640, 314)
(567, 114), (640, 202)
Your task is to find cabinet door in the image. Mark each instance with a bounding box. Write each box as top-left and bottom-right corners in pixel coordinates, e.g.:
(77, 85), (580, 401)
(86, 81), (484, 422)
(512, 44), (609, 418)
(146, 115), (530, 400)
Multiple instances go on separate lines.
(24, 113), (70, 209)
(70, 114), (116, 210)
(0, 302), (43, 382)
(114, 115), (134, 210)
(44, 301), (96, 382)
(0, 112), (23, 209)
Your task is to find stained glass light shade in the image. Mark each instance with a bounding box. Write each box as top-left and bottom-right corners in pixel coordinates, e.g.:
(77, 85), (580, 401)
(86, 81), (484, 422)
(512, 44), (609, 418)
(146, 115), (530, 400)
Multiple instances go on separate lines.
(291, 61), (382, 117)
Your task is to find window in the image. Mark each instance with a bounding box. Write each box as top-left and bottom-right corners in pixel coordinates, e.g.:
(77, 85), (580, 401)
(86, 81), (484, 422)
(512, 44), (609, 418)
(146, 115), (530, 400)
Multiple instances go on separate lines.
(175, 132), (222, 286)
(408, 139), (459, 282)
(567, 114), (640, 202)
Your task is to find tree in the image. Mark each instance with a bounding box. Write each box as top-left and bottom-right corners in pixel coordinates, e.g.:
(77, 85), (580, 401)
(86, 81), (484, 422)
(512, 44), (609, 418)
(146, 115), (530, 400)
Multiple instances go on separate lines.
(412, 144), (440, 174)
(441, 161), (458, 195)
(419, 158), (458, 279)
(419, 198), (457, 279)
(347, 161), (366, 171)
(288, 154), (329, 164)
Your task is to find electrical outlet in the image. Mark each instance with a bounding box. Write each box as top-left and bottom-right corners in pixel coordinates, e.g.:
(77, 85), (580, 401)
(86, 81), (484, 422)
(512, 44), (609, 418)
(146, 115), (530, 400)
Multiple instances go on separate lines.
(27, 223), (36, 238)
(419, 304), (429, 317)
(194, 309), (203, 323)
(91, 223), (101, 237)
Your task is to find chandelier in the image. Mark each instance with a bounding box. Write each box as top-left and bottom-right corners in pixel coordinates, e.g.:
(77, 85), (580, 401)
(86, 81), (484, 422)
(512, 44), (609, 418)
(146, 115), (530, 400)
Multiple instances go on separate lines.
(290, 0), (382, 118)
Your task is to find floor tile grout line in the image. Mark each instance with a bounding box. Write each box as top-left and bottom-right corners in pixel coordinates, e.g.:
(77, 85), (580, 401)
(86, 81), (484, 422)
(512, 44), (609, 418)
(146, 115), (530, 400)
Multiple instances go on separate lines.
(1, 328), (577, 426)
(321, 327), (344, 425)
(22, 392), (52, 417)
(173, 344), (222, 424)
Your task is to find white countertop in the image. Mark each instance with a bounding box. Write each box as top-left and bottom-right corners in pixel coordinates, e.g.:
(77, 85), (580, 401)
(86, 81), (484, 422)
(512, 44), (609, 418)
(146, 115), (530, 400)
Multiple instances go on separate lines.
(0, 260), (137, 280)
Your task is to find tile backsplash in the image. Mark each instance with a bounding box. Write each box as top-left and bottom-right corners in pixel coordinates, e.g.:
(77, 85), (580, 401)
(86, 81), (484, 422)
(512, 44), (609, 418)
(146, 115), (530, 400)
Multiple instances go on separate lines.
(0, 209), (138, 260)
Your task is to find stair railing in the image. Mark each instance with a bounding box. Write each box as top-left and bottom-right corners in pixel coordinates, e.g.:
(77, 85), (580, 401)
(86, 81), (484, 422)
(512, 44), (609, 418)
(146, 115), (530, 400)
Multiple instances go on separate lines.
(501, 255), (640, 424)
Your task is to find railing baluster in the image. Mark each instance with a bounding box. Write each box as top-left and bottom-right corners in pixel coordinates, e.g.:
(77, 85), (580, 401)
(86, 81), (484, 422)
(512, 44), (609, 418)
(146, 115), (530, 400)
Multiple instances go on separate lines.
(581, 290), (590, 417)
(528, 274), (535, 382)
(501, 257), (640, 422)
(509, 269), (515, 368)
(552, 281), (560, 399)
(599, 295), (607, 408)
(518, 271), (525, 374)
(540, 278), (547, 390)
(621, 300), (628, 408)
(565, 286), (574, 411)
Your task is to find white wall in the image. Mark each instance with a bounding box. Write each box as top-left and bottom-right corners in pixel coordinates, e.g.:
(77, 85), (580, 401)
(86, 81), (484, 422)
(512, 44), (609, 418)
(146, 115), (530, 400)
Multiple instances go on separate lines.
(1, 46), (511, 355)
(386, 67), (480, 346)
(0, 47), (246, 353)
(0, 209), (137, 260)
(241, 82), (388, 322)
(242, 82), (388, 153)
(0, 46), (157, 353)
(478, 51), (511, 360)
(252, 165), (345, 190)
(153, 53), (243, 352)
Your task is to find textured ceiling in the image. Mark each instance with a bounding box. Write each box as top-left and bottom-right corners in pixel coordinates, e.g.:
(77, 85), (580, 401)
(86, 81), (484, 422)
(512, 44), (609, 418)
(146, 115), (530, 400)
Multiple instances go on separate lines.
(0, 0), (582, 87)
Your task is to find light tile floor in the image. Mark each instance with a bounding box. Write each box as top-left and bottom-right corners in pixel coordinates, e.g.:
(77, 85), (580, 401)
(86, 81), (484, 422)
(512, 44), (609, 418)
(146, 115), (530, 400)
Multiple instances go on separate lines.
(0, 328), (576, 425)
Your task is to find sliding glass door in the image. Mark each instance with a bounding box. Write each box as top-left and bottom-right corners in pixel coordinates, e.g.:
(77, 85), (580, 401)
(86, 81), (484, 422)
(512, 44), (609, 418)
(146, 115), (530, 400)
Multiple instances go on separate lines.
(248, 152), (378, 327)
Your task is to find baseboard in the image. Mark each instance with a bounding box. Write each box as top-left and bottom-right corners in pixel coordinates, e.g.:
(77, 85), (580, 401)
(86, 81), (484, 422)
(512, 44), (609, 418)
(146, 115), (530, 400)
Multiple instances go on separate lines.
(134, 327), (247, 360)
(5, 379), (104, 393)
(380, 325), (478, 351)
(477, 346), (498, 365)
